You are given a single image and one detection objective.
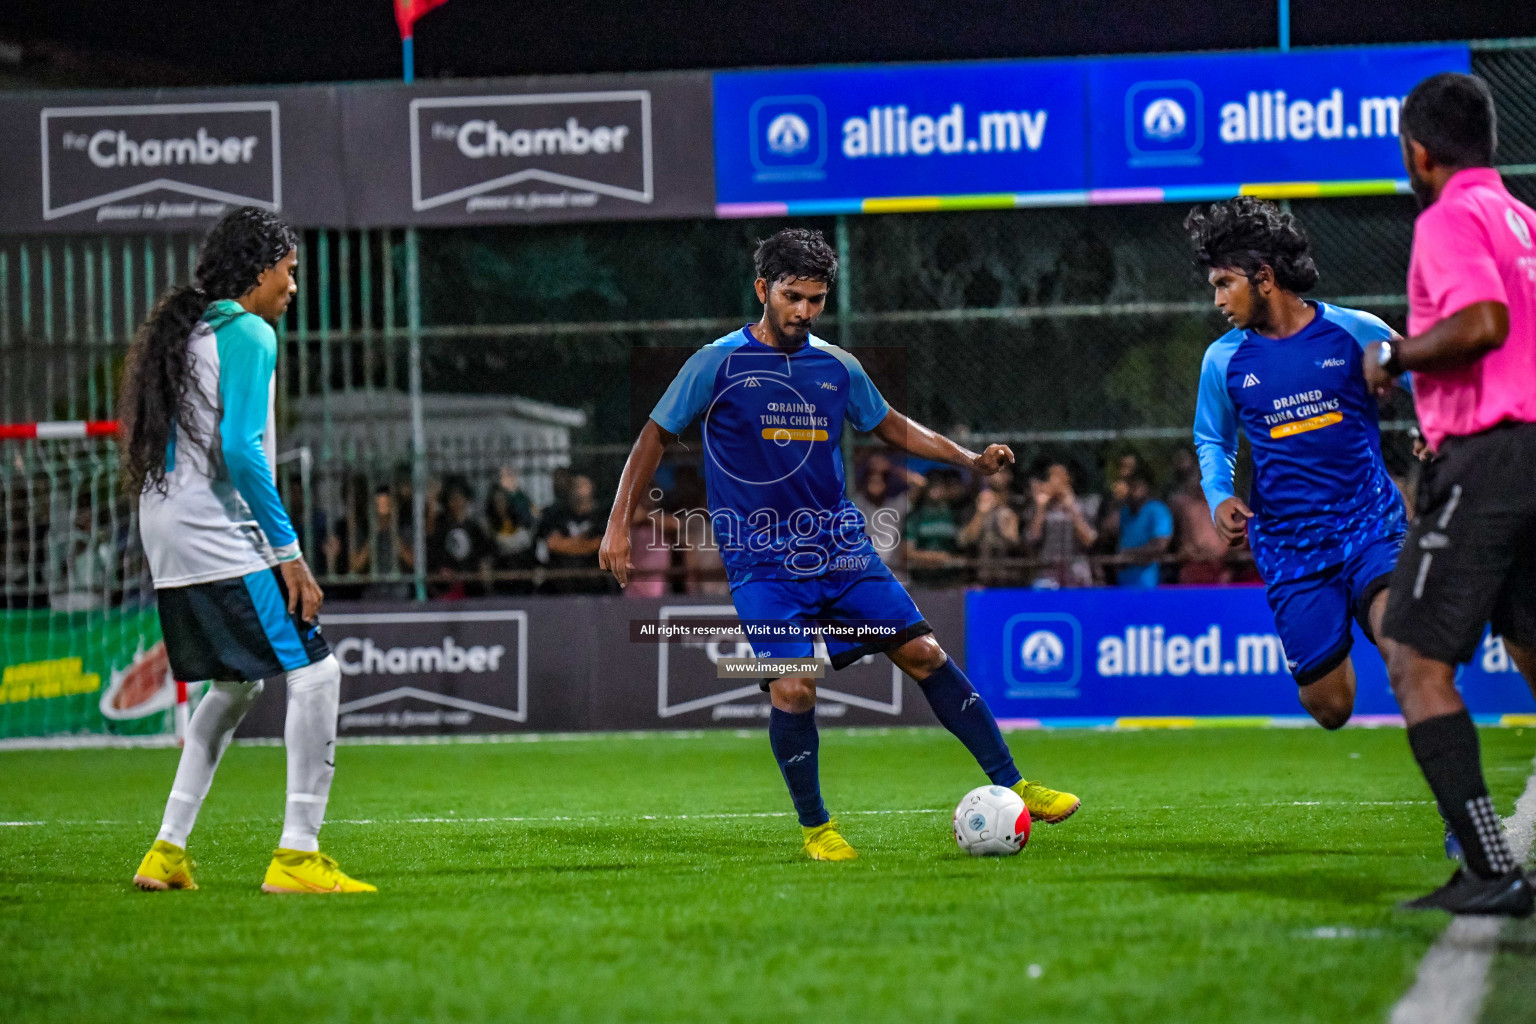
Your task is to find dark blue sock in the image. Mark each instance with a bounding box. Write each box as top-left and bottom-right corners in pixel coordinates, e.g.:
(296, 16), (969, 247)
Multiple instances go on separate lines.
(768, 707), (829, 827)
(919, 658), (1022, 787)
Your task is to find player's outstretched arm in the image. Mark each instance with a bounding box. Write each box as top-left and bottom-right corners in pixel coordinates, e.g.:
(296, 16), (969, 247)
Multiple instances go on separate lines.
(600, 419), (671, 588)
(870, 409), (1014, 476)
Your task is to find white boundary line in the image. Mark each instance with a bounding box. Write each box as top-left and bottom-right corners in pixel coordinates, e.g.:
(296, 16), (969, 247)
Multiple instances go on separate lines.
(1, 799), (1437, 829)
(1389, 755), (1536, 1024)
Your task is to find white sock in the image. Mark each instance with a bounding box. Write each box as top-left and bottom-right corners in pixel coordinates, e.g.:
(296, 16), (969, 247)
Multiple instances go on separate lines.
(156, 679), (264, 848)
(279, 655), (341, 853)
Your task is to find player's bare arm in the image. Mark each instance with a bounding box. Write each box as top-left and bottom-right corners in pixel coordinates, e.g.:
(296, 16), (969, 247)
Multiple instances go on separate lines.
(600, 419), (670, 587)
(1364, 300), (1509, 390)
(870, 408), (1014, 476)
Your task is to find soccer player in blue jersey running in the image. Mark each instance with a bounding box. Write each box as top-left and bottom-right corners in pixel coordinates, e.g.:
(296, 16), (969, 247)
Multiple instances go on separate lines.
(1189, 198), (1408, 730)
(599, 229), (1079, 861)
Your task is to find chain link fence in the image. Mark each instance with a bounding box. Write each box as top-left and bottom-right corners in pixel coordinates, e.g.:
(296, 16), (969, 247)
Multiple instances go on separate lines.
(1, 40), (1534, 610)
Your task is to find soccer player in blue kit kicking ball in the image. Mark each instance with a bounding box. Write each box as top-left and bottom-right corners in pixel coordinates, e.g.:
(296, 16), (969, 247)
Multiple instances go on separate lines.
(599, 229), (1079, 861)
(1189, 198), (1409, 731)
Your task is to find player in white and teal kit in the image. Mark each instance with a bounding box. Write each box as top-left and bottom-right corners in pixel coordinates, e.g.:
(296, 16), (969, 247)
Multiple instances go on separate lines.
(121, 208), (372, 894)
(600, 229), (1080, 861)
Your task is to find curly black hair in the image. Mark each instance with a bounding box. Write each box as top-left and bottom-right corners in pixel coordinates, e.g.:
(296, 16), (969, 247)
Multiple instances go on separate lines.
(752, 227), (838, 286)
(118, 207), (298, 497)
(1182, 197), (1319, 294)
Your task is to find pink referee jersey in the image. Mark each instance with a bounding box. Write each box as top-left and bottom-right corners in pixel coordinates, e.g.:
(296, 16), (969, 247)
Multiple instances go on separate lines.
(1407, 166), (1536, 451)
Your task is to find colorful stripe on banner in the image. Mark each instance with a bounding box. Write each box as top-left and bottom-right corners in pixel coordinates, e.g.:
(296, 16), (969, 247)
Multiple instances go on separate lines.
(713, 179), (1409, 220)
(0, 421), (118, 441)
(995, 713), (1527, 731)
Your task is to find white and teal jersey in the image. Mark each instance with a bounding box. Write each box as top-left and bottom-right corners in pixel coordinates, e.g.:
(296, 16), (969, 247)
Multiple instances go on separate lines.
(138, 300), (300, 588)
(650, 327), (889, 584)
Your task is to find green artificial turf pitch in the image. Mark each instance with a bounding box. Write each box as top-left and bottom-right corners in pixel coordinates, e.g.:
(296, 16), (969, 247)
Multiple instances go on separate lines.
(2, 726), (1533, 1024)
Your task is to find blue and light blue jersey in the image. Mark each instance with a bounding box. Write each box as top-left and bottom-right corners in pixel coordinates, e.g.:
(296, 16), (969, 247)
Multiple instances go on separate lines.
(1193, 302), (1407, 584)
(138, 300), (300, 588)
(651, 327), (889, 585)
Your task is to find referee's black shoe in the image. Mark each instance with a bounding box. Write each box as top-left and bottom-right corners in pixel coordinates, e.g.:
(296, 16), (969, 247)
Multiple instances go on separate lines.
(1400, 867), (1534, 917)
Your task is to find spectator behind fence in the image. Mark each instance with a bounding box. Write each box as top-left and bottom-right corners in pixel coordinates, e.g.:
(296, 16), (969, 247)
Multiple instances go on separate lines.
(904, 468), (969, 587)
(1098, 451), (1144, 539)
(1115, 469), (1173, 588)
(389, 465), (420, 574)
(854, 453), (920, 570)
(549, 466), (573, 508)
(1025, 461), (1098, 588)
(537, 474), (613, 595)
(665, 465), (727, 595)
(321, 474), (372, 600)
(1167, 446), (1233, 584)
(282, 474), (329, 574)
(52, 498), (113, 612)
(625, 488), (678, 599)
(427, 475), (492, 599)
(356, 485), (413, 601)
(958, 466), (1021, 586)
(487, 467), (537, 595)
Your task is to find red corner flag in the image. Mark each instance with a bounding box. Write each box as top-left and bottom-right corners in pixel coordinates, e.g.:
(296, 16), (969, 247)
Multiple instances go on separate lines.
(395, 0), (449, 40)
(395, 0), (448, 82)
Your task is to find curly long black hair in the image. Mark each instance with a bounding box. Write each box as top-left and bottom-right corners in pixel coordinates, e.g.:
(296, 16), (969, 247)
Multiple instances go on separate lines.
(1182, 197), (1320, 294)
(118, 207), (297, 497)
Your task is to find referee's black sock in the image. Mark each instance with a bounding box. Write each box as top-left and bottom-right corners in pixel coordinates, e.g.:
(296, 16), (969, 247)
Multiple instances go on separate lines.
(1406, 710), (1519, 879)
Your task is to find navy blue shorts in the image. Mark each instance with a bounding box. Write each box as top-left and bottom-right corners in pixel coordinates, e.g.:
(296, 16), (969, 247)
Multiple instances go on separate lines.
(156, 566), (331, 683)
(732, 561), (931, 681)
(1266, 530), (1402, 686)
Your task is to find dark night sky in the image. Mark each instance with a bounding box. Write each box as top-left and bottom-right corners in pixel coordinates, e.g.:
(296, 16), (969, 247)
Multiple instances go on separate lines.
(1, 0), (1534, 86)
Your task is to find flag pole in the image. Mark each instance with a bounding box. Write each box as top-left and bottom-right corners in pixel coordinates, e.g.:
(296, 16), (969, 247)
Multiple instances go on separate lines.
(402, 33), (415, 83)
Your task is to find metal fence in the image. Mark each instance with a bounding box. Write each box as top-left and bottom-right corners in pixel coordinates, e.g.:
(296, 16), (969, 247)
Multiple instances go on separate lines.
(3, 39), (1535, 605)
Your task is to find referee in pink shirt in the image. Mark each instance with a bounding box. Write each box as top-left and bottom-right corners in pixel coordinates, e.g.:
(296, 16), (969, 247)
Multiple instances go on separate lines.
(1363, 72), (1535, 916)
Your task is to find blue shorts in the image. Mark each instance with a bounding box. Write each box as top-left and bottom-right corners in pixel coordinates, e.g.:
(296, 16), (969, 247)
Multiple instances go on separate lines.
(731, 561), (931, 677)
(1266, 531), (1402, 686)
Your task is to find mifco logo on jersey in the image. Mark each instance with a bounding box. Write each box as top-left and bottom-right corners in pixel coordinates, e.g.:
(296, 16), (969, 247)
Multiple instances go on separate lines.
(411, 90), (654, 214)
(1125, 80), (1203, 167)
(41, 102), (280, 222)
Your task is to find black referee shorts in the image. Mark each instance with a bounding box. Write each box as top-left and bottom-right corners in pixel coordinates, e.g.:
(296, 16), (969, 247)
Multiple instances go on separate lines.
(1381, 421), (1536, 665)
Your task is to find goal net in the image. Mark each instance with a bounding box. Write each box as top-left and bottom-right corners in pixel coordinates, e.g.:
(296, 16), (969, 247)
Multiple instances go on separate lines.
(1, 424), (175, 740)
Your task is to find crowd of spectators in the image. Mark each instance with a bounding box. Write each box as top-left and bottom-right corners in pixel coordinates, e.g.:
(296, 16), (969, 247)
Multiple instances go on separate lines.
(850, 446), (1270, 590)
(308, 465), (624, 600)
(1, 476), (153, 612)
(7, 442), (1405, 609)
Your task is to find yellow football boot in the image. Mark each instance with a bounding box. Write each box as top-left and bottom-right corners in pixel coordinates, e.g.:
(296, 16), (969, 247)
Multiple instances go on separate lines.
(133, 839), (198, 891)
(1012, 780), (1081, 824)
(261, 849), (376, 894)
(801, 820), (859, 862)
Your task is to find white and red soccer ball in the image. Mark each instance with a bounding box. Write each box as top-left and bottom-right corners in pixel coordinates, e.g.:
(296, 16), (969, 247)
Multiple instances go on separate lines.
(953, 785), (1031, 856)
